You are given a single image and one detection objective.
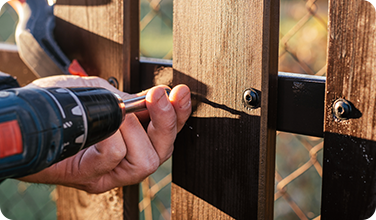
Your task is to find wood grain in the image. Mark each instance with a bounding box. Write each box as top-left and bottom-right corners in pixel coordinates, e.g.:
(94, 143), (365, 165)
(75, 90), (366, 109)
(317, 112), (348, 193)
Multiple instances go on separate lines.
(56, 187), (123, 220)
(171, 183), (234, 220)
(0, 48), (36, 86)
(172, 0), (279, 219)
(54, 0), (139, 93)
(322, 0), (376, 219)
(54, 1), (140, 219)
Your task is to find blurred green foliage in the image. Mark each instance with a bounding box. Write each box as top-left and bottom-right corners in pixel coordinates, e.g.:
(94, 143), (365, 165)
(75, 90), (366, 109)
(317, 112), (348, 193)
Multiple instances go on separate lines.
(0, 3), (17, 44)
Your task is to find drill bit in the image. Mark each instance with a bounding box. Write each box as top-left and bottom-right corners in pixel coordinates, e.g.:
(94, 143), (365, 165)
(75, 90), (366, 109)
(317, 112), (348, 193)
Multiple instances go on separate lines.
(123, 88), (171, 113)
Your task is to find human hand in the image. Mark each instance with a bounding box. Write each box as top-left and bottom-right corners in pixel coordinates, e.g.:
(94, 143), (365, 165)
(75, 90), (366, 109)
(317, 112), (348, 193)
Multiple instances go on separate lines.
(20, 75), (191, 193)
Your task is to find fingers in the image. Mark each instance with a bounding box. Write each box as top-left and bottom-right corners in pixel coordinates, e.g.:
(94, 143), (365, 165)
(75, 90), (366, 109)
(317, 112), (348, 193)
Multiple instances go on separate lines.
(19, 131), (128, 192)
(107, 114), (160, 186)
(134, 85), (191, 164)
(119, 114), (160, 170)
(169, 85), (192, 132)
(81, 114), (160, 189)
(145, 86), (177, 164)
(106, 85), (192, 185)
(77, 131), (127, 178)
(20, 83), (192, 193)
(101, 86), (192, 187)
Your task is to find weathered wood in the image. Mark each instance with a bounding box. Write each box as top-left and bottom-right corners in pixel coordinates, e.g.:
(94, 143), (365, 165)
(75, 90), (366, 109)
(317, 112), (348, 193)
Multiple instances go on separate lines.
(56, 187), (123, 220)
(0, 46), (36, 86)
(123, 184), (139, 220)
(54, 1), (140, 219)
(322, 1), (376, 219)
(122, 1), (141, 218)
(54, 0), (140, 93)
(171, 0), (279, 219)
(123, 0), (140, 93)
(171, 183), (234, 220)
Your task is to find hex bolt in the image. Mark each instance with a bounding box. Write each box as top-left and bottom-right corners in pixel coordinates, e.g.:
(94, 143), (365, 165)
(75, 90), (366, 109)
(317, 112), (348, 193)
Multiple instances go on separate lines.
(333, 99), (352, 120)
(108, 77), (119, 89)
(242, 89), (260, 109)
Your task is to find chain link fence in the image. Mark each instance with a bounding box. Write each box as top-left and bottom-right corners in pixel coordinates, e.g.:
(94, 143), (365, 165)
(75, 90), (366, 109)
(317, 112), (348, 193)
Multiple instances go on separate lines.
(139, 0), (328, 219)
(0, 180), (56, 220)
(140, 0), (173, 60)
(0, 0), (328, 219)
(275, 0), (327, 219)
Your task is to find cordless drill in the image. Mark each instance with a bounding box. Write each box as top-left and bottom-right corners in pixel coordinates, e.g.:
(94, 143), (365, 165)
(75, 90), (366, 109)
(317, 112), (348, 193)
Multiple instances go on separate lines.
(0, 86), (150, 180)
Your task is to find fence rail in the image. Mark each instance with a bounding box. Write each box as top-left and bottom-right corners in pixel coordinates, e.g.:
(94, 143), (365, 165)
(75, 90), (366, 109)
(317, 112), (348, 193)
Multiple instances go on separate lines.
(139, 57), (326, 138)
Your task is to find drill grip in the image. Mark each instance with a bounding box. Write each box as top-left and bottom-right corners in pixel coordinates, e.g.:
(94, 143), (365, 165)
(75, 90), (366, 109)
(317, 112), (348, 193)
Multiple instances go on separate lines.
(0, 87), (124, 180)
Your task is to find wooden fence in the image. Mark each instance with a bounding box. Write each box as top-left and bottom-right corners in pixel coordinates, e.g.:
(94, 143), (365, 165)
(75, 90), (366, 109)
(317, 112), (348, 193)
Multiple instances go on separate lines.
(1, 0), (376, 219)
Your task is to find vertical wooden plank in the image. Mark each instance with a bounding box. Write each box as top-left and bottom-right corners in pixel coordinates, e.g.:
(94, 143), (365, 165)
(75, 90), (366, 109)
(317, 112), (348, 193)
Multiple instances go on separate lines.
(123, 0), (140, 93)
(322, 1), (376, 219)
(259, 0), (280, 218)
(54, 0), (140, 219)
(171, 0), (279, 219)
(54, 0), (125, 89)
(56, 188), (123, 220)
(0, 47), (36, 86)
(123, 184), (139, 220)
(122, 1), (140, 219)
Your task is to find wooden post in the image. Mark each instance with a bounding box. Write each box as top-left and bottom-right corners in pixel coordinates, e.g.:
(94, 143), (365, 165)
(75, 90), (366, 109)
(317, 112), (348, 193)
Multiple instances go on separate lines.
(0, 44), (36, 86)
(171, 0), (279, 219)
(322, 1), (376, 219)
(54, 0), (140, 219)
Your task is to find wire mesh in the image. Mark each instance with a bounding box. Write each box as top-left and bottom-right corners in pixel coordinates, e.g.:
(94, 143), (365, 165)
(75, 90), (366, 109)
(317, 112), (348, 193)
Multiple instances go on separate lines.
(0, 0), (328, 219)
(275, 133), (323, 220)
(279, 0), (328, 76)
(140, 0), (173, 60)
(0, 179), (57, 220)
(139, 1), (173, 219)
(275, 0), (327, 219)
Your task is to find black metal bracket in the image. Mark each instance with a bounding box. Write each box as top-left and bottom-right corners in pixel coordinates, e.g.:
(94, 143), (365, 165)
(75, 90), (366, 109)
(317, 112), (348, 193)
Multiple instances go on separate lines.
(140, 58), (326, 138)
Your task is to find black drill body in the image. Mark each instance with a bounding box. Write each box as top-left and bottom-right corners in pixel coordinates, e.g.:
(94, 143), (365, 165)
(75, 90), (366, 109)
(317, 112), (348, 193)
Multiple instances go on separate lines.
(0, 87), (126, 180)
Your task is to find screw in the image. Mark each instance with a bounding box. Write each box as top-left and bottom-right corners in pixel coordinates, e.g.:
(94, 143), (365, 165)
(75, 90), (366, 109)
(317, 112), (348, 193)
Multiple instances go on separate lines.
(242, 89), (260, 109)
(108, 77), (119, 89)
(333, 99), (352, 120)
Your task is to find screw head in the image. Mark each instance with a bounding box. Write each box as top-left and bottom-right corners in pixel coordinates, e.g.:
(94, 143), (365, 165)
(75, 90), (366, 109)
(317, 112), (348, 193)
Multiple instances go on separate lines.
(242, 89), (259, 109)
(333, 99), (352, 120)
(108, 77), (119, 89)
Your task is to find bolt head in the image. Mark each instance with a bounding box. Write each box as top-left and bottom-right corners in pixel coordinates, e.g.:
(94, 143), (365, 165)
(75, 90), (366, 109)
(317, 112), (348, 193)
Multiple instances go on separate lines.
(333, 99), (352, 120)
(242, 89), (259, 109)
(108, 77), (119, 89)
